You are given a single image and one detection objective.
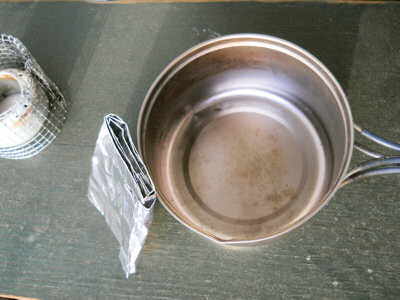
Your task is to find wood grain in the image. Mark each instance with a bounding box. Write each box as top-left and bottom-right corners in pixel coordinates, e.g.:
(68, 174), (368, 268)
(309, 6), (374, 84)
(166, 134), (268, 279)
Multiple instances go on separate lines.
(0, 295), (40, 300)
(0, 1), (399, 299)
(0, 0), (399, 4)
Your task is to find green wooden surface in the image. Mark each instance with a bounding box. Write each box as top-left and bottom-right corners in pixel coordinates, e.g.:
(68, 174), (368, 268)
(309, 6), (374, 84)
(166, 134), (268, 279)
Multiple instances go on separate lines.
(0, 2), (399, 299)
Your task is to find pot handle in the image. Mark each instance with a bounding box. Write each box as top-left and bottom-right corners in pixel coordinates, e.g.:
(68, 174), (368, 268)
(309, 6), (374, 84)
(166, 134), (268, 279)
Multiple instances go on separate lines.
(341, 124), (400, 187)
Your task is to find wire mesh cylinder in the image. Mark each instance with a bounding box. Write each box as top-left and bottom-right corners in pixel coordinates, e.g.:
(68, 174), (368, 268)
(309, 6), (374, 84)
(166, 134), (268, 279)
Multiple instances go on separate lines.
(0, 34), (67, 159)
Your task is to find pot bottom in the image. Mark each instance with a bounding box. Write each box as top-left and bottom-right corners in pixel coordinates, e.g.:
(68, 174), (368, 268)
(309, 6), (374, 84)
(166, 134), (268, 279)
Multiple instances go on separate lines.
(159, 89), (332, 243)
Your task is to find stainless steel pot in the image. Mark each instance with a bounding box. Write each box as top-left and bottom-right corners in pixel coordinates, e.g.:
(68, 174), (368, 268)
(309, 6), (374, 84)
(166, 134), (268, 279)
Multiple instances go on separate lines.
(137, 34), (400, 244)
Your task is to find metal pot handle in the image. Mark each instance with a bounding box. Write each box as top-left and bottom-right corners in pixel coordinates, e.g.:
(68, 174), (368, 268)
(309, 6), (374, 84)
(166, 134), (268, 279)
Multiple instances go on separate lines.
(341, 124), (400, 187)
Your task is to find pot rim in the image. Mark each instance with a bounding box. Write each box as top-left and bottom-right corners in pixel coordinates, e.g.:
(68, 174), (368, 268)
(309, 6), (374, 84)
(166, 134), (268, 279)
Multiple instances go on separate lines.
(138, 33), (354, 244)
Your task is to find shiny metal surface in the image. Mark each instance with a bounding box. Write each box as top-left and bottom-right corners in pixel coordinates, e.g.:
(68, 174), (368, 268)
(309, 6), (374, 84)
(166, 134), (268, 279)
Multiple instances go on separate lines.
(0, 34), (67, 159)
(138, 34), (354, 244)
(343, 126), (400, 187)
(88, 114), (156, 277)
(0, 68), (49, 148)
(354, 123), (400, 152)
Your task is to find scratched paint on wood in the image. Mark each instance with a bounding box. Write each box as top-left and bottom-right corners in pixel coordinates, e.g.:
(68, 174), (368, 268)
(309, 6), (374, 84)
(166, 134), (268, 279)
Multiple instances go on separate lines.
(0, 1), (399, 299)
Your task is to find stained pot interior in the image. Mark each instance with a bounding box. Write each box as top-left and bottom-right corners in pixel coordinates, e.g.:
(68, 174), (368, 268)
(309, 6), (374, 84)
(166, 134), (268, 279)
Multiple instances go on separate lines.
(139, 36), (352, 243)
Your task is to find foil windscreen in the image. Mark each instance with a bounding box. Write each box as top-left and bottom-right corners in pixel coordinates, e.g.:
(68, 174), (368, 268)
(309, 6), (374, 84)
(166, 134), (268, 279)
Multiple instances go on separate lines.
(88, 114), (156, 277)
(0, 34), (67, 159)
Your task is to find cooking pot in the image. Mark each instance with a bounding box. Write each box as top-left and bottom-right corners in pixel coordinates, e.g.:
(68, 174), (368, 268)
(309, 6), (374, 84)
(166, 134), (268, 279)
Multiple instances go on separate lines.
(137, 34), (400, 244)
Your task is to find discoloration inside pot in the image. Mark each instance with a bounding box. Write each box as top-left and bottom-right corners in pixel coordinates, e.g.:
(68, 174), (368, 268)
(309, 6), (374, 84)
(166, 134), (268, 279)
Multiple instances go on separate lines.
(188, 112), (301, 221)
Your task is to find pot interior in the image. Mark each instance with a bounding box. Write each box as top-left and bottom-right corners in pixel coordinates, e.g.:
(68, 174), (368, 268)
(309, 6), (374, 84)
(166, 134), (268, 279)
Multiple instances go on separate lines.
(139, 35), (353, 243)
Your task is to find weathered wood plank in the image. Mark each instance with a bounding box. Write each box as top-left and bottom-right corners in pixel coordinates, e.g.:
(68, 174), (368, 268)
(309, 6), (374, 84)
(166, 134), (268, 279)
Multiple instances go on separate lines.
(0, 2), (399, 299)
